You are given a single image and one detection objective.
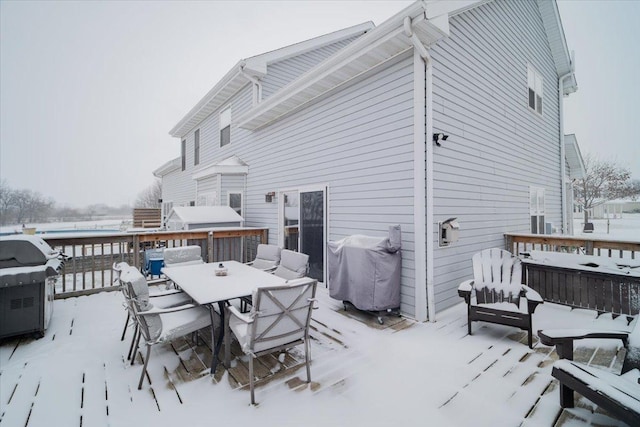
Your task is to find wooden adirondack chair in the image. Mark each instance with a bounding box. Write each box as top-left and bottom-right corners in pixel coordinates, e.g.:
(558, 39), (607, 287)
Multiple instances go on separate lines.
(458, 248), (543, 348)
(538, 318), (640, 425)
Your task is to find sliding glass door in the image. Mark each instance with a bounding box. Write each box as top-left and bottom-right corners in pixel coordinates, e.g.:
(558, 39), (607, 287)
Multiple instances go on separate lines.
(280, 187), (326, 282)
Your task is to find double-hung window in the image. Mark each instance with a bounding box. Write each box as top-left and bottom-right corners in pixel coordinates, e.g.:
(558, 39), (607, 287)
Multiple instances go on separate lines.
(530, 186), (546, 234)
(194, 129), (200, 166)
(527, 65), (543, 115)
(220, 107), (231, 147)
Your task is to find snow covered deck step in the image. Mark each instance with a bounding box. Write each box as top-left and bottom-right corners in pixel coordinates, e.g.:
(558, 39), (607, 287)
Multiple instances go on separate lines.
(0, 290), (631, 427)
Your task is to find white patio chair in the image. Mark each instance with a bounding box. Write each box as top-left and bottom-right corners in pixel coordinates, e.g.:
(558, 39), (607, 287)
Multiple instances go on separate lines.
(121, 268), (211, 390)
(114, 262), (190, 345)
(241, 244), (283, 311)
(163, 245), (204, 267)
(224, 279), (318, 404)
(272, 249), (309, 280)
(457, 248), (543, 348)
(246, 244), (282, 272)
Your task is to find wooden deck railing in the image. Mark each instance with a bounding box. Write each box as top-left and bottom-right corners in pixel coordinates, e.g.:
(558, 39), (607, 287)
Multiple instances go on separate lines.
(505, 233), (640, 316)
(504, 233), (640, 259)
(44, 227), (268, 299)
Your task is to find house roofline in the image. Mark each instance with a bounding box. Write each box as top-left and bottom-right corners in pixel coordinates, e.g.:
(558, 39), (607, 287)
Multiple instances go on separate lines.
(153, 157), (181, 177)
(168, 22), (373, 138)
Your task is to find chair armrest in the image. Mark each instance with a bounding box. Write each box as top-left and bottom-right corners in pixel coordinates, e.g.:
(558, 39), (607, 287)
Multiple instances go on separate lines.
(138, 303), (198, 315)
(227, 305), (253, 324)
(538, 328), (630, 360)
(458, 280), (474, 303)
(522, 285), (543, 303)
(149, 289), (184, 298)
(147, 278), (169, 286)
(458, 279), (474, 292)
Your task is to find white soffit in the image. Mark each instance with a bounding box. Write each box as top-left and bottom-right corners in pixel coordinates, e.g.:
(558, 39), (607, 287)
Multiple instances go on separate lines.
(564, 134), (585, 179)
(537, 0), (577, 94)
(191, 155), (248, 180)
(169, 24), (373, 139)
(153, 157), (181, 177)
(237, 1), (459, 131)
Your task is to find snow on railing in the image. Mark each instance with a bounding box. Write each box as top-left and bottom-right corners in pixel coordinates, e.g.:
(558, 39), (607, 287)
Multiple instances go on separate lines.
(43, 227), (268, 298)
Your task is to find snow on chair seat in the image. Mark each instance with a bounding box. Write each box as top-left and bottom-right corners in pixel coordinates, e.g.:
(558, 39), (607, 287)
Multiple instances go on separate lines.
(458, 248), (543, 348)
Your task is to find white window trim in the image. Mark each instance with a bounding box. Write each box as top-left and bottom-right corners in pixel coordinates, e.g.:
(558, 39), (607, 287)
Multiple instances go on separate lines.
(530, 186), (546, 234)
(527, 64), (543, 116)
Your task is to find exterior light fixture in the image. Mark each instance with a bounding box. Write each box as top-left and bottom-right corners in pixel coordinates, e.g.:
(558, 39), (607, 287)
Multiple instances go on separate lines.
(433, 133), (449, 146)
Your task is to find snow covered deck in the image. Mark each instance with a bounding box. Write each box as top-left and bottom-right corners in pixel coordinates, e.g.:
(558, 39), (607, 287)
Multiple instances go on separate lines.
(1, 288), (635, 427)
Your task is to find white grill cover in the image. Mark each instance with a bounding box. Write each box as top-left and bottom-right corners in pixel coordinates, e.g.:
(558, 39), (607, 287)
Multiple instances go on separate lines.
(328, 225), (401, 311)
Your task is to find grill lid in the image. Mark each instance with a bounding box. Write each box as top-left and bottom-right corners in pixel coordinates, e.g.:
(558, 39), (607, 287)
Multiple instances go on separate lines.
(0, 235), (60, 268)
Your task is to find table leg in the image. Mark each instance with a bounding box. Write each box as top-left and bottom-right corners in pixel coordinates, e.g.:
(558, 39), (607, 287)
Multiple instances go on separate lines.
(210, 301), (227, 375)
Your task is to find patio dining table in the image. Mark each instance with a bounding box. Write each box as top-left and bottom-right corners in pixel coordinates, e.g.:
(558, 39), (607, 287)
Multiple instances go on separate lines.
(162, 260), (286, 374)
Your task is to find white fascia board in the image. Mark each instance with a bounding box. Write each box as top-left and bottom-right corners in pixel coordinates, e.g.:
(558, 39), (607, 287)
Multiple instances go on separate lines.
(564, 134), (586, 179)
(153, 157), (181, 177)
(537, 0), (577, 94)
(244, 22), (374, 69)
(424, 0), (489, 19)
(192, 164), (248, 180)
(236, 2), (434, 130)
(169, 61), (244, 138)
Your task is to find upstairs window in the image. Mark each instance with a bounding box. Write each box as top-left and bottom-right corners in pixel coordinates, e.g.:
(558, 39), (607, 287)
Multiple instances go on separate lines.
(194, 129), (200, 166)
(181, 139), (186, 171)
(220, 107), (231, 147)
(530, 186), (545, 234)
(527, 65), (543, 115)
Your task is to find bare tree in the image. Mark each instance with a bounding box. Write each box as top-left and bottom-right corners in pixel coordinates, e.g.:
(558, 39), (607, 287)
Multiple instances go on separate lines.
(573, 154), (640, 224)
(135, 179), (162, 208)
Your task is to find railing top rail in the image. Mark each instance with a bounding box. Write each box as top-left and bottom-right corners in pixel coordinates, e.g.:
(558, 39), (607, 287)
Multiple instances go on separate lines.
(505, 233), (640, 247)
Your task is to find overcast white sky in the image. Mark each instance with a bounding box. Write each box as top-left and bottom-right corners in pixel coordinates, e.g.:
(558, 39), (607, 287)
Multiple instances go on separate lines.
(1, 0), (638, 208)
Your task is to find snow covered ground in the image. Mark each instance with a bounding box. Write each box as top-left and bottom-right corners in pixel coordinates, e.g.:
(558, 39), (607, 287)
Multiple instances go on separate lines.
(0, 287), (634, 427)
(573, 213), (640, 241)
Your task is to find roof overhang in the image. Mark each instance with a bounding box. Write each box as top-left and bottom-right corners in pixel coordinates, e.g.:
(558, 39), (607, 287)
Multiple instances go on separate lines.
(152, 157), (181, 177)
(564, 134), (585, 179)
(169, 23), (374, 139)
(537, 0), (577, 95)
(191, 155), (248, 180)
(236, 1), (490, 131)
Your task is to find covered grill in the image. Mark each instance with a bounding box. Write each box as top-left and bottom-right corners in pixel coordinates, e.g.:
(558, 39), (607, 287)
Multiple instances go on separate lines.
(0, 235), (64, 340)
(328, 225), (402, 323)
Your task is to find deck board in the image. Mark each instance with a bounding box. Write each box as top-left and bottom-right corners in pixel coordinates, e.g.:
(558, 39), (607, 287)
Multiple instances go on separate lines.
(0, 288), (633, 427)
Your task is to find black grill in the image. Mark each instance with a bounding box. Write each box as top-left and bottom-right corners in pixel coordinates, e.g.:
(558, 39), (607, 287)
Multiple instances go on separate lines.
(0, 235), (65, 340)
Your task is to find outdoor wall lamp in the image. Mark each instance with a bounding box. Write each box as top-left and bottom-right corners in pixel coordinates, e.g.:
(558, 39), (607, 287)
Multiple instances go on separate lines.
(265, 192), (276, 203)
(433, 133), (449, 146)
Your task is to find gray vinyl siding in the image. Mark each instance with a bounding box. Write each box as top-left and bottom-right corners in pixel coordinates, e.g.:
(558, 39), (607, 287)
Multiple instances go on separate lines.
(161, 166), (195, 207)
(221, 175), (245, 206)
(236, 54), (417, 315)
(197, 176), (217, 194)
(429, 0), (563, 313)
(261, 36), (361, 99)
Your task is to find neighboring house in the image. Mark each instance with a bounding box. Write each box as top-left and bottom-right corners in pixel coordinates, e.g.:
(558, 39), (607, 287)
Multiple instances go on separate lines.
(155, 0), (579, 321)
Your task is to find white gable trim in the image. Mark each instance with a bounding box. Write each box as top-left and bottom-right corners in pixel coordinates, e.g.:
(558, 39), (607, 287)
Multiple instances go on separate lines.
(169, 24), (372, 138)
(153, 157), (181, 177)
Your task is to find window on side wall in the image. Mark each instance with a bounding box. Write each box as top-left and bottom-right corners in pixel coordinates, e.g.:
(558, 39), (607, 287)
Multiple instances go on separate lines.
(220, 107), (231, 147)
(228, 192), (242, 217)
(530, 186), (545, 234)
(181, 139), (186, 171)
(194, 129), (200, 166)
(527, 64), (543, 115)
